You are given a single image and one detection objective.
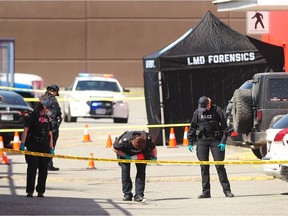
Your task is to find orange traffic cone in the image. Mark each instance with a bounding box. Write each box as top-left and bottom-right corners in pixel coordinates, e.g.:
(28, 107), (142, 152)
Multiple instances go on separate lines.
(2, 152), (9, 165)
(106, 134), (112, 148)
(83, 124), (92, 142)
(168, 127), (178, 148)
(0, 136), (4, 149)
(13, 131), (20, 150)
(182, 126), (189, 146)
(0, 136), (5, 163)
(87, 153), (96, 169)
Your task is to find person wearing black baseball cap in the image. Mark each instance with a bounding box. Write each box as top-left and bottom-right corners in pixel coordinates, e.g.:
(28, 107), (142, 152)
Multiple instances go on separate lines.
(197, 96), (210, 112)
(187, 96), (234, 199)
(40, 84), (62, 171)
(46, 85), (59, 96)
(20, 101), (54, 197)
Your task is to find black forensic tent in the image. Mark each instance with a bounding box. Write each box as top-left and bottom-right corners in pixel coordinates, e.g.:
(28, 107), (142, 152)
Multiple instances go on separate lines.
(143, 11), (284, 145)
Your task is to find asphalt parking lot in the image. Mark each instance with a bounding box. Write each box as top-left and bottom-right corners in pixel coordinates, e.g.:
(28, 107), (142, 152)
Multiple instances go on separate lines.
(1, 143), (288, 215)
(1, 89), (288, 215)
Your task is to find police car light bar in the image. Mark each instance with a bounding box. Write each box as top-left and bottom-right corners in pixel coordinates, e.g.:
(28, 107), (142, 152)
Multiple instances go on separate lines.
(78, 73), (114, 78)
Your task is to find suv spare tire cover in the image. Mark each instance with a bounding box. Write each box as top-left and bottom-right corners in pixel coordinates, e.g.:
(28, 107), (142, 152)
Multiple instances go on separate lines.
(232, 89), (253, 134)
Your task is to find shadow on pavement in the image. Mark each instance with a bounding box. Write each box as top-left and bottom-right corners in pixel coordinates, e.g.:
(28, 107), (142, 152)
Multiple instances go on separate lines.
(232, 193), (288, 198)
(0, 194), (109, 215)
(0, 162), (110, 215)
(0, 162), (131, 215)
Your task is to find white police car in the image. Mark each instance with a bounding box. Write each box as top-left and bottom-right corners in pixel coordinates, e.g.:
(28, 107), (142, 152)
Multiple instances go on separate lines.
(262, 114), (288, 181)
(63, 73), (129, 123)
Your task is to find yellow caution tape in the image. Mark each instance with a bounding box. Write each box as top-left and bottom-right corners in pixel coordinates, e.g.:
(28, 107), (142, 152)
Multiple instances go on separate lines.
(1, 148), (287, 165)
(0, 129), (23, 133)
(0, 123), (190, 133)
(23, 98), (39, 102)
(0, 85), (143, 95)
(24, 96), (145, 102)
(58, 123), (189, 131)
(0, 86), (45, 93)
(0, 85), (145, 102)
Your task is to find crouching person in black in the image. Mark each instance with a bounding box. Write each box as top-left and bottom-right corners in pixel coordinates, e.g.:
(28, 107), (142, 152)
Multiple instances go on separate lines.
(20, 100), (54, 198)
(112, 130), (157, 202)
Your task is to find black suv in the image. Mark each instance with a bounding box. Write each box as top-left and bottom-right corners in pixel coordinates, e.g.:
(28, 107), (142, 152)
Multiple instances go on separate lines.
(232, 72), (288, 159)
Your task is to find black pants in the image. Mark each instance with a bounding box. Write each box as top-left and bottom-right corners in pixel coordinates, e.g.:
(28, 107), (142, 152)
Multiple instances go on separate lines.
(48, 120), (59, 167)
(26, 155), (50, 194)
(119, 162), (147, 198)
(196, 137), (231, 195)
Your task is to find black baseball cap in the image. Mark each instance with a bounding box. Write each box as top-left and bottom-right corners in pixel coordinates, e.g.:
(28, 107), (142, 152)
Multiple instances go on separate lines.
(198, 96), (209, 112)
(47, 84), (59, 96)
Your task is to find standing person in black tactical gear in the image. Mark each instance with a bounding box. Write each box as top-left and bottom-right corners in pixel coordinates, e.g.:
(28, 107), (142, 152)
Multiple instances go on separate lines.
(40, 84), (62, 171)
(112, 130), (157, 202)
(20, 100), (55, 198)
(187, 96), (234, 199)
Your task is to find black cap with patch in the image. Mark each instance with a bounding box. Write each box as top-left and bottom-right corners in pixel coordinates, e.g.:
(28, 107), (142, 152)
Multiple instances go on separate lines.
(198, 96), (209, 112)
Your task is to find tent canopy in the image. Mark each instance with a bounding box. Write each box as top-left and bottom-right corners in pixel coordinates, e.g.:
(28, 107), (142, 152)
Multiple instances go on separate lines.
(143, 11), (284, 145)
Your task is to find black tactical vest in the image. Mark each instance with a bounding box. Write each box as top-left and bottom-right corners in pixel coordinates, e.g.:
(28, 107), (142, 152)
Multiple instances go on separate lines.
(196, 106), (221, 138)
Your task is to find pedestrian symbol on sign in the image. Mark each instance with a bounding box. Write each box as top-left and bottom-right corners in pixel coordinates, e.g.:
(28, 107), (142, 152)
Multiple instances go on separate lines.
(251, 12), (264, 29)
(246, 11), (269, 35)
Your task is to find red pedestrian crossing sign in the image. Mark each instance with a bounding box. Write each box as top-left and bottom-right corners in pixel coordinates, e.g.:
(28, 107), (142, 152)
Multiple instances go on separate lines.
(247, 11), (269, 34)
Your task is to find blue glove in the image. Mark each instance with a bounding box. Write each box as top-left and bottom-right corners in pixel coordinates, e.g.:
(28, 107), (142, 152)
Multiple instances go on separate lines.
(151, 157), (157, 160)
(188, 145), (193, 152)
(218, 143), (226, 151)
(124, 154), (131, 160)
(50, 148), (55, 154)
(20, 142), (25, 151)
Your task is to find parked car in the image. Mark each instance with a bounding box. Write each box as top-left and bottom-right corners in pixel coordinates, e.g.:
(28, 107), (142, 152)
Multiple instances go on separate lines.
(0, 90), (33, 147)
(263, 114), (288, 181)
(225, 80), (253, 146)
(63, 73), (129, 123)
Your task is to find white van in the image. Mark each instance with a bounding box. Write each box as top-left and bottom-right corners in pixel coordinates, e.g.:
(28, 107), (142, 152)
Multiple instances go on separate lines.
(0, 72), (44, 107)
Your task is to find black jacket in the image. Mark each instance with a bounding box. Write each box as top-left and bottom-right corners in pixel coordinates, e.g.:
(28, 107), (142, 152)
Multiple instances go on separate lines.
(113, 130), (156, 159)
(187, 105), (228, 145)
(24, 110), (52, 153)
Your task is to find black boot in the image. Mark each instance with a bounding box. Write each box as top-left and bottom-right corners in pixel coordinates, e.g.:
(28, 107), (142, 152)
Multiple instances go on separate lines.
(198, 193), (211, 199)
(224, 191), (234, 198)
(123, 194), (133, 201)
(48, 165), (59, 171)
(134, 195), (144, 202)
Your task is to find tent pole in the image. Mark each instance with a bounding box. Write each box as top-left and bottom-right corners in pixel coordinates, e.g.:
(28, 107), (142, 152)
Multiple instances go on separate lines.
(158, 71), (166, 146)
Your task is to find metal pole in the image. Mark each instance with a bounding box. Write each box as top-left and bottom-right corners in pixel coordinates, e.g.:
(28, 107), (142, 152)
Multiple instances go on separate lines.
(9, 41), (15, 87)
(158, 71), (166, 146)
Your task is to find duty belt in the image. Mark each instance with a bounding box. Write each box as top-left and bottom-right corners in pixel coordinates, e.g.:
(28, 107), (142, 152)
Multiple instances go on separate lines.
(31, 135), (47, 143)
(203, 130), (221, 138)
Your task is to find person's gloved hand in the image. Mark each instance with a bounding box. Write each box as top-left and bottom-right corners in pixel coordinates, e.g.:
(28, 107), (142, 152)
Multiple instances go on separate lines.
(151, 157), (157, 160)
(218, 143), (226, 151)
(20, 142), (25, 151)
(188, 145), (193, 152)
(124, 154), (132, 160)
(50, 148), (55, 154)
